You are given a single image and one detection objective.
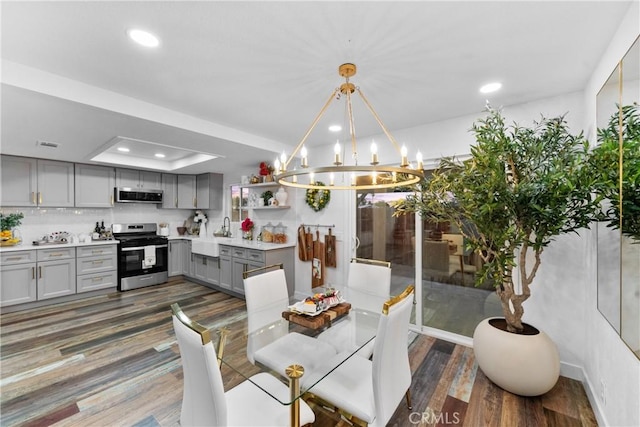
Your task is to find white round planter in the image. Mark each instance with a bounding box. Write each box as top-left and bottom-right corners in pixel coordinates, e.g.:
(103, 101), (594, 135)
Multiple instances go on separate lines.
(473, 317), (560, 396)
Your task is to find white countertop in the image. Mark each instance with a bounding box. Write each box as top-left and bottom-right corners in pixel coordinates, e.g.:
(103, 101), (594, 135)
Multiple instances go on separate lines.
(169, 235), (296, 251)
(0, 239), (118, 253)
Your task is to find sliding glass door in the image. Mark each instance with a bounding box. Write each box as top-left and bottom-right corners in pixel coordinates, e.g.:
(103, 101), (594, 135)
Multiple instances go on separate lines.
(355, 187), (501, 338)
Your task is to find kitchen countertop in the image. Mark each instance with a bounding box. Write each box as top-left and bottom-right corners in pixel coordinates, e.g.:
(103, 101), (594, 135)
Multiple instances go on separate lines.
(0, 239), (118, 253)
(169, 235), (296, 250)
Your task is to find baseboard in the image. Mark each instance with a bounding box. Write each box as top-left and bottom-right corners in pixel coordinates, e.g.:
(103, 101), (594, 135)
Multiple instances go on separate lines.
(581, 368), (608, 427)
(559, 361), (583, 381)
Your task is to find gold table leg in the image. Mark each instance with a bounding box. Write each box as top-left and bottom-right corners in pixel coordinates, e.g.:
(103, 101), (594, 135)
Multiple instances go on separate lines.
(285, 364), (304, 427)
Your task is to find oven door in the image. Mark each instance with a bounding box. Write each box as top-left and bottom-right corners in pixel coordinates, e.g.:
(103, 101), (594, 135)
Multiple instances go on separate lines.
(119, 244), (168, 278)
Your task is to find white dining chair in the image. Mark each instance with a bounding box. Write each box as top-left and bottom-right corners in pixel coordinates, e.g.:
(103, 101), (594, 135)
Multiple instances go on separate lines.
(304, 285), (415, 427)
(316, 258), (391, 358)
(170, 303), (315, 427)
(244, 268), (337, 376)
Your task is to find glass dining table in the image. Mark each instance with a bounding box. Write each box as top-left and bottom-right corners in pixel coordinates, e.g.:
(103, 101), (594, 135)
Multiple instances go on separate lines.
(215, 286), (386, 427)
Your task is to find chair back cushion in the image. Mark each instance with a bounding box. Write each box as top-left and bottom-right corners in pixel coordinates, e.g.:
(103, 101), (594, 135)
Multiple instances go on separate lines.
(244, 269), (289, 333)
(172, 315), (228, 426)
(372, 287), (414, 425)
(347, 262), (391, 312)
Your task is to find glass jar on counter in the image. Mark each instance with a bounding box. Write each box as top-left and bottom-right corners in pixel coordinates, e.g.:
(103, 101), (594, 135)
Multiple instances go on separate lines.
(273, 222), (287, 244)
(261, 223), (274, 243)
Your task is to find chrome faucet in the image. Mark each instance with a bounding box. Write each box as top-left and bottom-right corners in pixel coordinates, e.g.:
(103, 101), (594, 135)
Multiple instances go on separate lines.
(223, 216), (231, 237)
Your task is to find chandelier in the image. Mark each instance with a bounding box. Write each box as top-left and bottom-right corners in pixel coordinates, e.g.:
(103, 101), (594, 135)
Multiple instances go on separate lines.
(275, 63), (424, 190)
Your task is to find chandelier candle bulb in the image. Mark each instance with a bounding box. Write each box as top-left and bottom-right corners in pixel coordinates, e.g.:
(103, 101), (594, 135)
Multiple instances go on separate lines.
(274, 158), (281, 173)
(400, 145), (409, 167)
(330, 172), (335, 186)
(300, 146), (308, 167)
(334, 141), (342, 165)
(310, 172), (315, 184)
(370, 141), (379, 165)
(280, 151), (287, 171)
(416, 151), (423, 170)
(351, 172), (356, 186)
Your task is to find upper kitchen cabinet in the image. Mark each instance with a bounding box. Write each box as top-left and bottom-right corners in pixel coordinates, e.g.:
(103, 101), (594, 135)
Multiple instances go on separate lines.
(1, 155), (74, 207)
(115, 168), (162, 190)
(161, 174), (197, 209)
(196, 173), (223, 210)
(75, 164), (115, 208)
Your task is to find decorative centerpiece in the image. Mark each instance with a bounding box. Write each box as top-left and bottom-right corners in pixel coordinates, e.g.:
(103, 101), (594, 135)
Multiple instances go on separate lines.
(194, 210), (208, 237)
(241, 217), (255, 240)
(259, 161), (275, 182)
(0, 212), (24, 246)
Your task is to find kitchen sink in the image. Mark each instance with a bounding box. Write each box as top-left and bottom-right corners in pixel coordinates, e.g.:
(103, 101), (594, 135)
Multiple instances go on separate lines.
(191, 238), (220, 257)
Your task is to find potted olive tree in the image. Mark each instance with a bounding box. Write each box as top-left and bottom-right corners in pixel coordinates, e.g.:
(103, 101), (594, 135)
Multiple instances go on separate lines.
(393, 107), (600, 395)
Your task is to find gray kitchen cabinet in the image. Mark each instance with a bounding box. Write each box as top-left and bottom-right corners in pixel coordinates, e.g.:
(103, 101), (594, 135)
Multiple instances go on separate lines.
(168, 240), (184, 276)
(116, 168), (162, 190)
(196, 173), (223, 210)
(177, 175), (197, 209)
(161, 174), (178, 209)
(75, 164), (115, 208)
(1, 155), (74, 207)
(36, 247), (77, 300)
(183, 240), (192, 277)
(192, 253), (220, 288)
(76, 244), (117, 292)
(0, 250), (37, 307)
(219, 247), (232, 290)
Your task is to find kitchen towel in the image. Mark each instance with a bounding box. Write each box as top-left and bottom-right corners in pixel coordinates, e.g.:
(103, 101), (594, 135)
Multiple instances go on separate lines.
(143, 245), (156, 268)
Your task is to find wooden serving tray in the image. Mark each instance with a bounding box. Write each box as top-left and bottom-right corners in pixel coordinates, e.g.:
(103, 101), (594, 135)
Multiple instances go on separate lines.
(282, 302), (351, 330)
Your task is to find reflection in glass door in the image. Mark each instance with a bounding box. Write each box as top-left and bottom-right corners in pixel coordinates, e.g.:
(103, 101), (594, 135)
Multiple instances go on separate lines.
(355, 188), (502, 338)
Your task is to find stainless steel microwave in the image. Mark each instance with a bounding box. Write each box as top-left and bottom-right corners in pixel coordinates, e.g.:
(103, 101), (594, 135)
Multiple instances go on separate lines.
(114, 187), (163, 203)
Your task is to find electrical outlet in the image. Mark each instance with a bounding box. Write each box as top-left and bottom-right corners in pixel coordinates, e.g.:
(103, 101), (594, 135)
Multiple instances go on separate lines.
(600, 379), (607, 405)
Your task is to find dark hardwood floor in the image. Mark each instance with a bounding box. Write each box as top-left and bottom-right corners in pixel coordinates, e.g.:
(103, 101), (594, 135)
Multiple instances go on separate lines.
(0, 279), (597, 427)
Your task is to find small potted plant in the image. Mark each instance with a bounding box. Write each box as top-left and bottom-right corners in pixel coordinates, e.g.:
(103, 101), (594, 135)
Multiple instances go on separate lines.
(241, 217), (255, 240)
(0, 212), (24, 245)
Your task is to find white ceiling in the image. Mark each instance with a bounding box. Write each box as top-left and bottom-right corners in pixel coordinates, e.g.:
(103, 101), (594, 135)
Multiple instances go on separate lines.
(0, 1), (632, 177)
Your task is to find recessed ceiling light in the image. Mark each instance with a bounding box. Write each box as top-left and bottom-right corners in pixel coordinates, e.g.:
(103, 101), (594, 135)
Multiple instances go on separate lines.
(328, 125), (342, 132)
(117, 147), (130, 153)
(155, 153), (166, 158)
(480, 82), (502, 94)
(127, 29), (160, 48)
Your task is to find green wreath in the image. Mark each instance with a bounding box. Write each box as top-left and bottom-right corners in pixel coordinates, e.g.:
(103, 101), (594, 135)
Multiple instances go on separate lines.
(306, 182), (331, 212)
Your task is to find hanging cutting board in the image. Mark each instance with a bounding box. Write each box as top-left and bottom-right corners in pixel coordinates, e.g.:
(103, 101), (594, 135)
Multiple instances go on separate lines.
(298, 226), (308, 261)
(305, 227), (314, 261)
(312, 230), (325, 288)
(325, 228), (337, 268)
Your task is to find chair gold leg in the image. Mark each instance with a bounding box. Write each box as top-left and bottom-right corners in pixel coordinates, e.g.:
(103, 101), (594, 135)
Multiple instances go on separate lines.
(286, 364), (304, 427)
(405, 389), (412, 410)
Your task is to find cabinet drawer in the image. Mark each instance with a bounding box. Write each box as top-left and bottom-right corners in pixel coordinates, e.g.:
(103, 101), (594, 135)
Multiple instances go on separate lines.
(231, 247), (247, 258)
(246, 249), (265, 263)
(77, 253), (117, 275)
(1, 250), (37, 265)
(37, 247), (75, 261)
(77, 245), (117, 258)
(219, 245), (232, 256)
(77, 270), (117, 293)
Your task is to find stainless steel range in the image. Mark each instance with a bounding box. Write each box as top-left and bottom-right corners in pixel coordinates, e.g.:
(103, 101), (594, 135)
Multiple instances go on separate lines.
(112, 223), (168, 291)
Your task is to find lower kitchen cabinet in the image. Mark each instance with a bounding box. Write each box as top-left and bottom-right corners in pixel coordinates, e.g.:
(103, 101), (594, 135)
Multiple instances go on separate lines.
(192, 253), (220, 288)
(0, 250), (37, 306)
(36, 247), (77, 300)
(219, 249), (232, 290)
(76, 245), (117, 292)
(169, 240), (192, 277)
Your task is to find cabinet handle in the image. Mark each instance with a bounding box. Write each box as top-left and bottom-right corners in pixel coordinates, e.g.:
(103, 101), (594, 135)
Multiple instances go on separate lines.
(92, 250), (103, 254)
(39, 266), (42, 279)
(175, 198), (178, 208)
(92, 260), (104, 265)
(92, 277), (103, 282)
(31, 192), (36, 204)
(32, 266), (35, 279)
(193, 197), (197, 207)
(110, 195), (114, 206)
(49, 253), (64, 257)
(38, 192), (42, 204)
(6, 256), (22, 261)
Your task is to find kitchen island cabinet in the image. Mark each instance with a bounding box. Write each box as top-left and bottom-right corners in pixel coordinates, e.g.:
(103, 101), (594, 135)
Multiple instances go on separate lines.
(1, 155), (74, 207)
